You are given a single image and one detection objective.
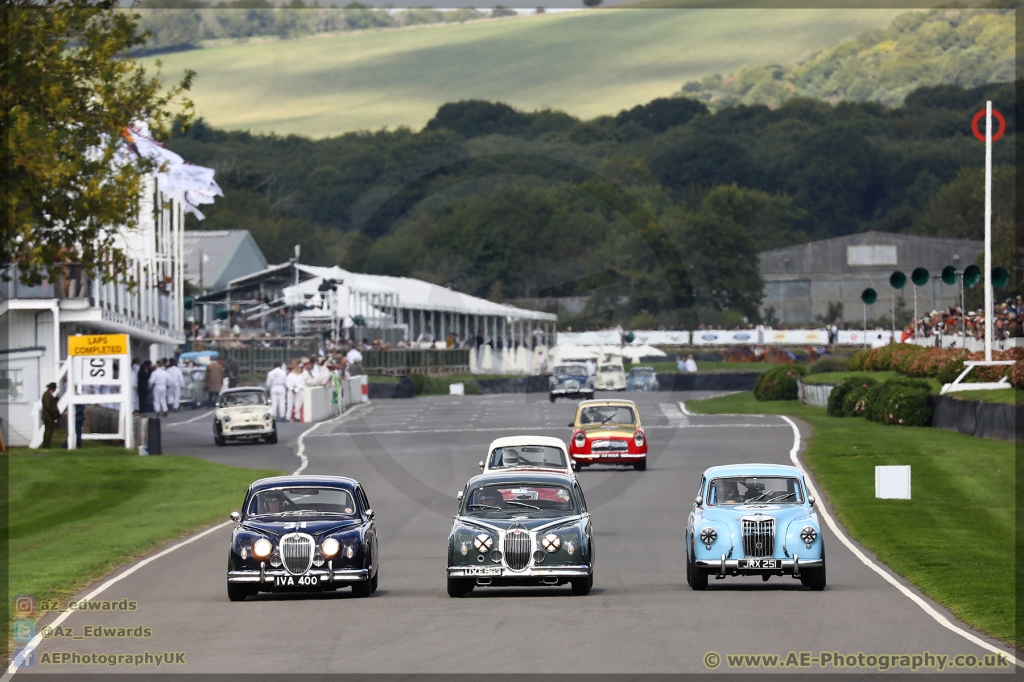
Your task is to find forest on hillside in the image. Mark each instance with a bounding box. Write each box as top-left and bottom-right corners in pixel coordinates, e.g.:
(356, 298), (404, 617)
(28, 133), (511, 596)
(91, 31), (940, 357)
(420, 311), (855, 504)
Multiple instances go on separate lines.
(170, 81), (1017, 329)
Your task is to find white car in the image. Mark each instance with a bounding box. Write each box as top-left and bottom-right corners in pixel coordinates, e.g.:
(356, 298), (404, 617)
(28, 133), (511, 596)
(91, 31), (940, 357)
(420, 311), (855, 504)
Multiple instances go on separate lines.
(214, 387), (277, 446)
(594, 362), (627, 391)
(479, 436), (575, 476)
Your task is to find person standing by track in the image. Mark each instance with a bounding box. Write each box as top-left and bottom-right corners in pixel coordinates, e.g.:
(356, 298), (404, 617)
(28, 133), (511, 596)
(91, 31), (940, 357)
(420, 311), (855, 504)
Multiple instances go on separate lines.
(204, 357), (224, 407)
(165, 358), (185, 412)
(149, 359), (170, 417)
(267, 363), (288, 421)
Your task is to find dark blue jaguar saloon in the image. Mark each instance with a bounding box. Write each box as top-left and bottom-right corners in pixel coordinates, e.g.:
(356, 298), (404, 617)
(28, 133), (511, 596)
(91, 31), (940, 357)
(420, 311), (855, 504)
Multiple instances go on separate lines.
(226, 476), (380, 601)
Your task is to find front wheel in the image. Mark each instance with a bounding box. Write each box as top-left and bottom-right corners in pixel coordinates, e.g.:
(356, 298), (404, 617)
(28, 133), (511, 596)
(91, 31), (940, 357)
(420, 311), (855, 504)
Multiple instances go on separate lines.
(447, 577), (474, 598)
(549, 393), (556, 403)
(570, 573), (593, 596)
(688, 548), (708, 591)
(265, 430), (278, 445)
(633, 459), (647, 471)
(370, 567), (378, 593)
(800, 547), (826, 591)
(227, 581), (248, 602)
(215, 433), (226, 447)
(351, 579), (372, 598)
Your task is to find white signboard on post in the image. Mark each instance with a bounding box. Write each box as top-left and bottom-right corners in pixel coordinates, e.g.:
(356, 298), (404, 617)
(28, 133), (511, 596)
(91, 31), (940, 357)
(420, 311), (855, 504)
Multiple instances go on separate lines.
(74, 357), (121, 386)
(63, 334), (133, 450)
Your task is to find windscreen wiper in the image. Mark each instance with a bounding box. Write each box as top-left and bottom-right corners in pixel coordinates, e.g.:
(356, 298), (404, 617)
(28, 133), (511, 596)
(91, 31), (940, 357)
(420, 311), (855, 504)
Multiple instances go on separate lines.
(505, 500), (540, 510)
(468, 504), (501, 510)
(765, 493), (795, 503)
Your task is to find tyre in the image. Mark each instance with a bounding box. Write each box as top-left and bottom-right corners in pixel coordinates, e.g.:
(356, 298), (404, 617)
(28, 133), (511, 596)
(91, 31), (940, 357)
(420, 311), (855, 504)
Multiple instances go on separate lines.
(633, 459), (647, 471)
(800, 546), (826, 591)
(688, 547), (708, 591)
(570, 573), (593, 596)
(370, 567), (378, 593)
(215, 433), (226, 447)
(265, 430), (278, 445)
(549, 393), (556, 403)
(447, 577), (473, 598)
(227, 581), (249, 602)
(351, 579), (372, 598)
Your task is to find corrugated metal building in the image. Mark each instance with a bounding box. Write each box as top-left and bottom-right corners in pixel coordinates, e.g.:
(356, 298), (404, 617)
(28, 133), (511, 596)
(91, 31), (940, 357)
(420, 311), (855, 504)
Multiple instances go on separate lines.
(183, 230), (268, 294)
(759, 232), (984, 324)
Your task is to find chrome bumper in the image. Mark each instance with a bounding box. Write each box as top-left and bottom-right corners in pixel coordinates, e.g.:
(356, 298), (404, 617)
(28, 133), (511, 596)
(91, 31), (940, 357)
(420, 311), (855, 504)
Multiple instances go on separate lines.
(695, 557), (822, 576)
(574, 453), (645, 459)
(227, 568), (369, 584)
(224, 426), (274, 437)
(447, 565), (590, 578)
(550, 388), (591, 395)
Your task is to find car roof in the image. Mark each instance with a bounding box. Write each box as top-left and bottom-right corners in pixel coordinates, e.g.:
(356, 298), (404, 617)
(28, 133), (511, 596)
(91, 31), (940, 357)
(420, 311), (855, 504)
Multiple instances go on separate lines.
(467, 470), (576, 487)
(487, 435), (568, 451)
(248, 475), (358, 493)
(702, 463), (803, 478)
(577, 399), (638, 408)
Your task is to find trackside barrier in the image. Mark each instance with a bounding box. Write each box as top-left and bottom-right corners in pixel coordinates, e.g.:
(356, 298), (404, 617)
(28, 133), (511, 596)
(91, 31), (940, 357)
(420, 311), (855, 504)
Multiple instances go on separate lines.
(797, 380), (832, 407)
(930, 395), (1021, 443)
(301, 376), (369, 422)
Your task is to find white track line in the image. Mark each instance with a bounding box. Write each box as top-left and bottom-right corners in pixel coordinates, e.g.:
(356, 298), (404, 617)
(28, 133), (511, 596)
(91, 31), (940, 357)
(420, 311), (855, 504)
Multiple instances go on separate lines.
(292, 402), (372, 475)
(780, 415), (1019, 668)
(4, 521), (232, 678)
(162, 410), (213, 427)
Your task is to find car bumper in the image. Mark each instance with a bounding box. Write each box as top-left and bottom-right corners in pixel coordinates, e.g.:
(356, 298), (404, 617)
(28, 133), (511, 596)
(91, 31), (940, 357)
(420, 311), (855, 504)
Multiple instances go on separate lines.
(550, 388), (593, 395)
(227, 567), (369, 584)
(447, 565), (589, 578)
(221, 425), (275, 438)
(695, 557), (823, 577)
(573, 453), (645, 464)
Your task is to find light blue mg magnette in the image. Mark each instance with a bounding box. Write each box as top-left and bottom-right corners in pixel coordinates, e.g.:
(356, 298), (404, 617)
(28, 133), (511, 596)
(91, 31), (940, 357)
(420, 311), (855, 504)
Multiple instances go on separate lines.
(686, 463), (825, 590)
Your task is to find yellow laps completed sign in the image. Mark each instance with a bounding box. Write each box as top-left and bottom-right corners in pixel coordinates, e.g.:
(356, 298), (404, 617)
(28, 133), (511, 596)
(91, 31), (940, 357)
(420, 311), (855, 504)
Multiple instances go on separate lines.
(67, 334), (128, 357)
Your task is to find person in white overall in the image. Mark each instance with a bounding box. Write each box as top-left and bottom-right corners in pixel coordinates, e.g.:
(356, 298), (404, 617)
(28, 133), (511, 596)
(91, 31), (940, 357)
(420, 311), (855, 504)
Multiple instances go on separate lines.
(266, 363), (288, 420)
(148, 360), (170, 417)
(285, 363), (305, 422)
(166, 358), (185, 411)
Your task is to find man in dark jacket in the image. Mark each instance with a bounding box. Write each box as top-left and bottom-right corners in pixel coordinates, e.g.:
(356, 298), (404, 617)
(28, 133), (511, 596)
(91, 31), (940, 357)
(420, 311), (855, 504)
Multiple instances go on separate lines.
(204, 358), (224, 407)
(41, 382), (61, 448)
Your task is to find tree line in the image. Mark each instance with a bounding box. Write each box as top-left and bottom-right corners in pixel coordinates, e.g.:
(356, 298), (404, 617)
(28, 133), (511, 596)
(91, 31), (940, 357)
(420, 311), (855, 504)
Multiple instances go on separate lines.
(170, 81), (1017, 328)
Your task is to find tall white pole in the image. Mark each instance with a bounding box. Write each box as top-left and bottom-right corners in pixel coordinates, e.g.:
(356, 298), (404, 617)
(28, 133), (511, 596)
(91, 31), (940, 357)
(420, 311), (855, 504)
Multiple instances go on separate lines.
(984, 101), (993, 362)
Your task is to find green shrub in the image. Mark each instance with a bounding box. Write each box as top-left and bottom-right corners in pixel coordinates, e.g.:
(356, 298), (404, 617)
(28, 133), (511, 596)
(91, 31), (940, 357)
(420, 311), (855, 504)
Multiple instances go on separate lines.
(871, 384), (932, 427)
(865, 344), (904, 371)
(826, 375), (874, 416)
(889, 345), (926, 374)
(846, 349), (870, 371)
(807, 356), (848, 374)
(934, 357), (967, 384)
(753, 365), (806, 401)
(409, 373), (426, 395)
(842, 385), (873, 418)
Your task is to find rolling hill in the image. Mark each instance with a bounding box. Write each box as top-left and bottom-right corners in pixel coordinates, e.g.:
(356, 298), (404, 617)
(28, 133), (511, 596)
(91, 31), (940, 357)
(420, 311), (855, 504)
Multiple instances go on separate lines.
(141, 8), (906, 137)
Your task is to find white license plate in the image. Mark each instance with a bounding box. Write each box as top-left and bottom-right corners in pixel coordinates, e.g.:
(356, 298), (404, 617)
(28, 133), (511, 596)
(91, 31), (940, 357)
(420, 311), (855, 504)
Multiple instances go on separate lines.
(463, 566), (501, 576)
(275, 575), (320, 587)
(738, 559), (778, 569)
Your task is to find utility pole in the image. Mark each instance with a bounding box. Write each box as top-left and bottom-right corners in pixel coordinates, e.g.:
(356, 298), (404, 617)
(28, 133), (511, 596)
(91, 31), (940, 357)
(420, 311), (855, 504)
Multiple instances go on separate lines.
(983, 101), (993, 362)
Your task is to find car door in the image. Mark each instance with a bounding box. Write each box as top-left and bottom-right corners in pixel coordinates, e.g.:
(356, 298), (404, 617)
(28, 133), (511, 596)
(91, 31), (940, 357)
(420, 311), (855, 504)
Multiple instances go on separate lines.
(688, 476), (707, 552)
(356, 486), (378, 572)
(573, 481), (594, 564)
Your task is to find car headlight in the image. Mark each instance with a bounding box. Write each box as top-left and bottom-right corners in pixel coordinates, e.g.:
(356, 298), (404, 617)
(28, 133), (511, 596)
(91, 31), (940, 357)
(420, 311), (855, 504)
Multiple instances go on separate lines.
(223, 415), (231, 423)
(252, 538), (273, 558)
(264, 412), (272, 421)
(321, 538), (340, 557)
(634, 431), (645, 447)
(574, 432), (586, 448)
(800, 526), (817, 548)
(699, 527), (717, 549)
(541, 533), (562, 552)
(472, 534), (493, 552)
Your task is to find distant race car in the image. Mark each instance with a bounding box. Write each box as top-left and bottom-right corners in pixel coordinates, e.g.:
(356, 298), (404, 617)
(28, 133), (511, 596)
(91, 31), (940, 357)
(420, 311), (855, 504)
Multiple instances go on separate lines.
(594, 361), (627, 391)
(447, 470), (594, 597)
(226, 475), (379, 600)
(548, 363), (595, 403)
(480, 435), (575, 476)
(626, 366), (660, 392)
(567, 399), (647, 471)
(214, 387), (277, 446)
(686, 463), (825, 591)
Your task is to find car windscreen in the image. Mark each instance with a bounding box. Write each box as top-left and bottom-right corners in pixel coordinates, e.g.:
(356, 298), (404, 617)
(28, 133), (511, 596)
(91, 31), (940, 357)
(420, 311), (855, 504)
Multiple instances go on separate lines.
(465, 483), (576, 515)
(221, 391), (267, 407)
(248, 487), (357, 517)
(579, 405), (636, 425)
(554, 365), (587, 377)
(707, 477), (803, 505)
(630, 368), (655, 377)
(489, 445), (567, 470)
(599, 365), (623, 373)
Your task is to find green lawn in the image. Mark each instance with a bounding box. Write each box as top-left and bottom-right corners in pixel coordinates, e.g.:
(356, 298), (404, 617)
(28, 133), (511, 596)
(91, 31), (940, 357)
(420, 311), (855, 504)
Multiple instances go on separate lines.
(140, 8), (903, 137)
(801, 371), (1020, 403)
(8, 439), (283, 613)
(688, 392), (1016, 646)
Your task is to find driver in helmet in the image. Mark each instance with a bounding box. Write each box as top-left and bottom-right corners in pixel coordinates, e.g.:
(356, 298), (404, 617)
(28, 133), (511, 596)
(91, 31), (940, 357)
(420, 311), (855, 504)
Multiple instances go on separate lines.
(717, 479), (741, 504)
(475, 487), (505, 509)
(262, 491), (286, 514)
(500, 449), (521, 467)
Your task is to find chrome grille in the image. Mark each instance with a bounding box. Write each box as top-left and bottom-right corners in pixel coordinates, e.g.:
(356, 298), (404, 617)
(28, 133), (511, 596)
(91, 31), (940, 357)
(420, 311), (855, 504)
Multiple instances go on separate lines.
(280, 533), (314, 574)
(592, 440), (628, 451)
(503, 526), (531, 571)
(742, 516), (775, 558)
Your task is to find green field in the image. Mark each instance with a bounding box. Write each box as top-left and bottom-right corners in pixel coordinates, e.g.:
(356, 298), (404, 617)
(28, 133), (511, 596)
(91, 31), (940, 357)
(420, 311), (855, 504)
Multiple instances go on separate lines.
(142, 8), (905, 137)
(9, 438), (283, 612)
(688, 392), (1016, 646)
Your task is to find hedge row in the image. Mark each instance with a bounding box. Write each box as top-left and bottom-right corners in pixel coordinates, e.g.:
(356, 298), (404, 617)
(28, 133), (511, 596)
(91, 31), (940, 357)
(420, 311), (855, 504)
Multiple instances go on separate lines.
(826, 375), (932, 426)
(753, 365), (806, 401)
(847, 345), (1024, 387)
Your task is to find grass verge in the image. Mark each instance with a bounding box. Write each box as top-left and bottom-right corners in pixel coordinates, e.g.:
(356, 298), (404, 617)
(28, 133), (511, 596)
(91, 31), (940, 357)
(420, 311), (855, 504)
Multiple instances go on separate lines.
(688, 392), (1015, 647)
(8, 439), (283, 612)
(625, 361), (786, 373)
(801, 371), (1020, 403)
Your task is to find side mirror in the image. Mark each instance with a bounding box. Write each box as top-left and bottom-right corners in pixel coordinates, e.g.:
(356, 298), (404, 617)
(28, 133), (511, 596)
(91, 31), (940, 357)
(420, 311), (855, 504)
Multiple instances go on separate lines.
(365, 509), (375, 520)
(808, 495), (815, 506)
(457, 490), (464, 501)
(567, 422), (575, 427)
(478, 460), (484, 472)
(230, 511), (240, 523)
(694, 496), (703, 506)
(571, 461), (578, 471)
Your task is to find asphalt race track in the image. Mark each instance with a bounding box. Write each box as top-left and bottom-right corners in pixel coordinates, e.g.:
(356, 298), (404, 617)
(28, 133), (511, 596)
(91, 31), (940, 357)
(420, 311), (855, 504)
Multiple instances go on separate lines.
(16, 393), (1016, 674)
